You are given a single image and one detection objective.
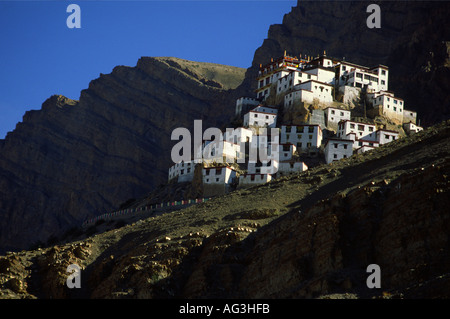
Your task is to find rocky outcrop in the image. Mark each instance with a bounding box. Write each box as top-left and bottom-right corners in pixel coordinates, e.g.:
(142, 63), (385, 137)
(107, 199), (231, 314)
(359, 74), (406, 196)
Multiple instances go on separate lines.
(0, 58), (245, 253)
(238, 0), (450, 126)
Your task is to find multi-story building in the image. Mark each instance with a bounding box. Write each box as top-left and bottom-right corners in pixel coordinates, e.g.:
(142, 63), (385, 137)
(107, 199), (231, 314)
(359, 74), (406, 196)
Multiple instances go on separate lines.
(336, 61), (389, 92)
(256, 53), (308, 100)
(324, 138), (354, 164)
(284, 80), (334, 107)
(280, 124), (323, 150)
(324, 107), (351, 125)
(243, 105), (278, 128)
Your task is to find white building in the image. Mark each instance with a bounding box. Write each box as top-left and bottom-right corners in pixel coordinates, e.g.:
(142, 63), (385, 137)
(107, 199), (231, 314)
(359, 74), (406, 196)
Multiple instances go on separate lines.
(336, 61), (389, 92)
(303, 66), (336, 85)
(403, 122), (423, 135)
(376, 129), (399, 145)
(370, 93), (405, 124)
(243, 106), (278, 128)
(235, 97), (260, 116)
(284, 80), (333, 107)
(277, 70), (317, 95)
(354, 139), (379, 153)
(202, 165), (238, 197)
(223, 127), (254, 145)
(256, 54), (306, 100)
(278, 143), (296, 162)
(202, 140), (242, 164)
(324, 138), (354, 164)
(168, 160), (196, 182)
(337, 120), (377, 148)
(324, 107), (351, 125)
(280, 124), (323, 151)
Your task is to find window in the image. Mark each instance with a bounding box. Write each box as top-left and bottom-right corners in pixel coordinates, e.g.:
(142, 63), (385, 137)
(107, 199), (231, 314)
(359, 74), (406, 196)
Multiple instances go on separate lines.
(343, 155), (347, 158)
(385, 134), (389, 139)
(344, 144), (348, 149)
(381, 70), (386, 76)
(331, 110), (335, 115)
(340, 112), (344, 116)
(334, 143), (338, 149)
(254, 113), (258, 117)
(309, 135), (313, 140)
(297, 134), (302, 139)
(394, 100), (398, 104)
(216, 178), (220, 182)
(359, 142), (362, 146)
(369, 127), (374, 132)
(307, 142), (312, 148)
(308, 126), (314, 133)
(216, 168), (222, 175)
(266, 115), (269, 119)
(206, 170), (210, 176)
(358, 124), (364, 131)
(381, 80), (385, 85)
(350, 124), (355, 129)
(334, 154), (337, 159)
(206, 178), (209, 183)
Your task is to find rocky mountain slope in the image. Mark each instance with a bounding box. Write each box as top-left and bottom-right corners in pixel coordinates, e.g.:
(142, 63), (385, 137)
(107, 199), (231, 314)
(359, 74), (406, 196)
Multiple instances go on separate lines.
(1, 119), (449, 299)
(1, 0), (449, 261)
(0, 57), (245, 253)
(237, 0), (450, 126)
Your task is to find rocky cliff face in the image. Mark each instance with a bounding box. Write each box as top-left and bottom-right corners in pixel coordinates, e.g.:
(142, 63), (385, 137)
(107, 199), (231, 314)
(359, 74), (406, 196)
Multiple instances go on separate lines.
(0, 57), (245, 252)
(1, 120), (449, 299)
(238, 0), (450, 126)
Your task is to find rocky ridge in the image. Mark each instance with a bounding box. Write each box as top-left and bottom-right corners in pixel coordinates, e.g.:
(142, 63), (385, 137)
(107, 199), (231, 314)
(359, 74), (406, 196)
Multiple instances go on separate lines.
(0, 57), (245, 253)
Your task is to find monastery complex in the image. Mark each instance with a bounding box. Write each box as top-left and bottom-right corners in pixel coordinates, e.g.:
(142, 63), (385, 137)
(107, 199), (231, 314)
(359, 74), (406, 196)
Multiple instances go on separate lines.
(168, 51), (423, 197)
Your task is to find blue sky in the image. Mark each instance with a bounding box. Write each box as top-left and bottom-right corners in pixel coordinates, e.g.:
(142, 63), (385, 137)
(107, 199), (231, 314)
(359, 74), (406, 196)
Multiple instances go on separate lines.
(0, 0), (296, 139)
